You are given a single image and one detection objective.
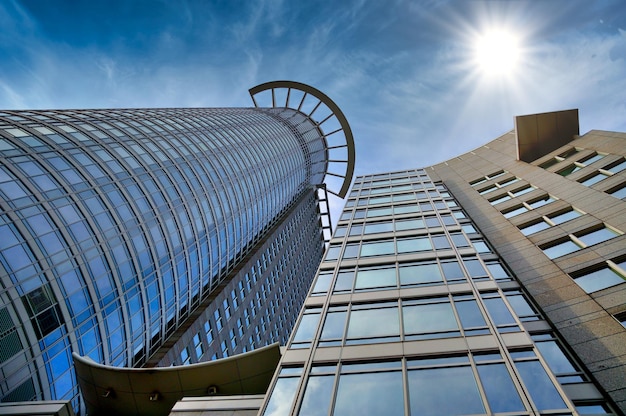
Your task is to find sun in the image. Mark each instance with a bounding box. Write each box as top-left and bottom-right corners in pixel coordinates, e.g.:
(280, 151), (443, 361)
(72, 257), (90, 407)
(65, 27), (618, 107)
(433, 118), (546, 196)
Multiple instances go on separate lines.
(473, 29), (521, 76)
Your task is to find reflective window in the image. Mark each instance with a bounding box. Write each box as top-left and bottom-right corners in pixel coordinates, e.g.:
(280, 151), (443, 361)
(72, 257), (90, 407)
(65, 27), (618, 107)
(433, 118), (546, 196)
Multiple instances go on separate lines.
(572, 262), (626, 293)
(360, 240), (394, 257)
(291, 309), (321, 346)
(503, 205), (528, 218)
(549, 209), (581, 224)
(311, 272), (333, 295)
(363, 221), (393, 234)
(395, 218), (424, 231)
(542, 240), (581, 259)
(520, 220), (550, 235)
(355, 267), (396, 290)
(477, 363), (525, 412)
(399, 262), (442, 286)
(346, 303), (399, 343)
(515, 360), (567, 410)
(263, 369), (301, 416)
(403, 299), (459, 339)
(577, 227), (619, 246)
(396, 236), (432, 253)
(299, 374), (334, 416)
(408, 365), (484, 416)
(333, 269), (355, 292)
(334, 370), (404, 416)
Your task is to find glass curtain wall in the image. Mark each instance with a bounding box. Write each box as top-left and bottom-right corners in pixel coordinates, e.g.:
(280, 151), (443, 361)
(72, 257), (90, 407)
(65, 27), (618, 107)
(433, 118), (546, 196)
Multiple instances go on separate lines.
(261, 169), (617, 416)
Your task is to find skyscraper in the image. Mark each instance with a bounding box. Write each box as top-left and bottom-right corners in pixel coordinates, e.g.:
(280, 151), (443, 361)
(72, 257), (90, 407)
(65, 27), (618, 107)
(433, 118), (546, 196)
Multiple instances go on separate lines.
(0, 81), (355, 413)
(258, 109), (625, 415)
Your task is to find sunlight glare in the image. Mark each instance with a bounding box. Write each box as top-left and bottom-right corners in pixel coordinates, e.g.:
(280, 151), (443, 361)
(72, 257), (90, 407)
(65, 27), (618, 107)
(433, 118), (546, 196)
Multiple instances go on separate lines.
(474, 29), (521, 75)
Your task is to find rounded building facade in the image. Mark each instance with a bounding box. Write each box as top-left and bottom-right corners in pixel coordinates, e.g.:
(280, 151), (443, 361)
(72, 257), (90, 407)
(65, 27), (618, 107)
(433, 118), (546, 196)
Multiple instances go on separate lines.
(0, 82), (354, 411)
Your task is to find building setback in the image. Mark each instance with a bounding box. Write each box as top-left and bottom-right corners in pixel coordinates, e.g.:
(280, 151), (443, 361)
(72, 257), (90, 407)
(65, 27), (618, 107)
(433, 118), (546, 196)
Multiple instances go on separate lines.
(257, 109), (626, 415)
(0, 81), (355, 414)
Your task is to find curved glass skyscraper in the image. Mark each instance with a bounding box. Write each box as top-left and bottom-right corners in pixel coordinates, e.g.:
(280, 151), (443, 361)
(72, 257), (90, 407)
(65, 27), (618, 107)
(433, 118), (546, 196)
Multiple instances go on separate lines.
(0, 81), (354, 412)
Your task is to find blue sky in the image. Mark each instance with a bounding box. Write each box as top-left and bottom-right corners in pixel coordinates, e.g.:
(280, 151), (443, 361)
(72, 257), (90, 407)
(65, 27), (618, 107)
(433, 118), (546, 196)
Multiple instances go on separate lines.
(1, 0), (626, 214)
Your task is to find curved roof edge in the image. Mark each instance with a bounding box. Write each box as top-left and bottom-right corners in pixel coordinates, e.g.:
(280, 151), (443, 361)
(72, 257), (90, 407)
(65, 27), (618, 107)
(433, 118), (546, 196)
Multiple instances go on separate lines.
(73, 342), (281, 416)
(249, 80), (355, 198)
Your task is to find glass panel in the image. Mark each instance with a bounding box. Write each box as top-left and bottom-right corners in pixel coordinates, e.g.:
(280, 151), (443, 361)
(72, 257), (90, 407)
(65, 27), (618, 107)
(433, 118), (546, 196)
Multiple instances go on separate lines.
(582, 153), (605, 165)
(515, 360), (567, 410)
(334, 270), (355, 292)
(464, 258), (487, 278)
(334, 371), (404, 416)
(403, 302), (457, 335)
(360, 241), (395, 257)
(364, 222), (393, 234)
(455, 300), (487, 329)
(520, 220), (550, 235)
(320, 311), (347, 340)
(574, 266), (625, 293)
(581, 173), (607, 186)
(292, 313), (320, 343)
(528, 196), (555, 208)
(408, 366), (485, 416)
(535, 340), (577, 375)
(347, 307), (399, 339)
(432, 235), (451, 249)
(483, 297), (516, 326)
(506, 294), (537, 319)
(355, 267), (396, 289)
(441, 260), (465, 281)
(558, 164), (581, 176)
(477, 363), (525, 412)
(610, 185), (626, 199)
(504, 206), (528, 218)
(399, 263), (443, 285)
(607, 160), (626, 173)
(299, 375), (334, 416)
(543, 240), (580, 259)
(577, 228), (618, 246)
(312, 273), (333, 294)
(396, 237), (432, 253)
(263, 377), (299, 416)
(550, 210), (580, 225)
(342, 244), (359, 259)
(485, 262), (509, 279)
(395, 219), (424, 231)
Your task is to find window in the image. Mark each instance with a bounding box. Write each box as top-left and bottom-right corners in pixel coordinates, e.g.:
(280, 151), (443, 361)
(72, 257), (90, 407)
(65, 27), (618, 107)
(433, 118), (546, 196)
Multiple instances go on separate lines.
(519, 220), (550, 236)
(180, 347), (191, 365)
(346, 302), (400, 344)
(577, 227), (619, 246)
(580, 172), (608, 186)
(291, 308), (322, 348)
(311, 271), (333, 295)
(360, 240), (394, 257)
(542, 239), (581, 259)
(399, 262), (443, 286)
(334, 365), (404, 415)
(402, 298), (459, 340)
(193, 333), (203, 359)
(408, 363), (484, 415)
(541, 227), (620, 259)
(571, 260), (626, 293)
(396, 236), (432, 253)
(503, 205), (528, 218)
(262, 367), (302, 416)
(364, 221), (393, 234)
(476, 363), (525, 412)
(549, 209), (581, 224)
(609, 184), (626, 199)
(607, 159), (626, 174)
(355, 267), (396, 290)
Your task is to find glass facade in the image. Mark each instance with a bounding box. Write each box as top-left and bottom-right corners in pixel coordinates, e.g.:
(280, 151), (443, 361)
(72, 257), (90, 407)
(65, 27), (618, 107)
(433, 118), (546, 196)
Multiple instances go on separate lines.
(0, 81), (355, 414)
(261, 169), (618, 415)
